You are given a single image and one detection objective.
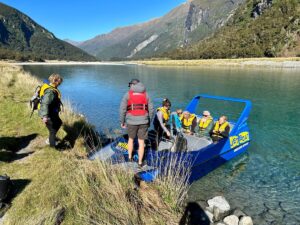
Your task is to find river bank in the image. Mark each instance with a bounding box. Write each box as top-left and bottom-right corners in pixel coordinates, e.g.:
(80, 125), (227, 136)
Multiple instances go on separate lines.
(8, 57), (300, 69)
(134, 57), (300, 68)
(0, 63), (185, 225)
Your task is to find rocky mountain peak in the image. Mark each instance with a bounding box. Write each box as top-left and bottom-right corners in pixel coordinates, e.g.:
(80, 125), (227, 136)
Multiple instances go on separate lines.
(252, 0), (273, 18)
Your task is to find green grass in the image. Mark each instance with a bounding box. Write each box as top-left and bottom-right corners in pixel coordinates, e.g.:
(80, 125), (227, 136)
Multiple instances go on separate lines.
(0, 63), (186, 225)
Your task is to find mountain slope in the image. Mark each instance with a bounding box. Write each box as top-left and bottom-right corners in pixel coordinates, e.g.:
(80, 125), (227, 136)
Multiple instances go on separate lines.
(77, 0), (245, 60)
(0, 3), (96, 61)
(166, 0), (300, 59)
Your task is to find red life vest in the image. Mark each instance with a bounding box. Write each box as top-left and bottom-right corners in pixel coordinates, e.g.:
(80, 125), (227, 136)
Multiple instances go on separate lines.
(127, 90), (148, 116)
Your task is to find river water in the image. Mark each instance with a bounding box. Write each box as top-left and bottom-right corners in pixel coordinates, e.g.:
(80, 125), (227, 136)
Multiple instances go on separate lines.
(23, 64), (300, 225)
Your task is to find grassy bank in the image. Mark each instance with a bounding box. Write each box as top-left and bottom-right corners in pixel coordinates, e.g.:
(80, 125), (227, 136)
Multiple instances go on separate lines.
(0, 63), (186, 225)
(134, 57), (300, 68)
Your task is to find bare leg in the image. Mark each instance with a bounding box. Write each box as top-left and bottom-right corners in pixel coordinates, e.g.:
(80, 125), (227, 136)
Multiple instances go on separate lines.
(128, 137), (134, 159)
(138, 139), (145, 165)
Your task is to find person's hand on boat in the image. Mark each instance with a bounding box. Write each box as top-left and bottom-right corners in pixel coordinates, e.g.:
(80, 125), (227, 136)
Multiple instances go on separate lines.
(121, 123), (126, 129)
(166, 131), (171, 137)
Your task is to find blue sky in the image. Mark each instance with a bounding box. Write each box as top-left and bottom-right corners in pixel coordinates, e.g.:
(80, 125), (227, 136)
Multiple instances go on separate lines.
(1, 0), (186, 41)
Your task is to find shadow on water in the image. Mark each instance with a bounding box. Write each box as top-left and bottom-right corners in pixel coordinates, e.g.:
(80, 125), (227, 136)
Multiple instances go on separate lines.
(179, 202), (210, 225)
(0, 134), (37, 162)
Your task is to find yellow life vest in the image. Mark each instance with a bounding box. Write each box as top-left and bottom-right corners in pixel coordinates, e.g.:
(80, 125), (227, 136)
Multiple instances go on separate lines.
(182, 114), (196, 128)
(157, 107), (170, 123)
(213, 121), (229, 137)
(199, 116), (213, 130)
(38, 83), (61, 109)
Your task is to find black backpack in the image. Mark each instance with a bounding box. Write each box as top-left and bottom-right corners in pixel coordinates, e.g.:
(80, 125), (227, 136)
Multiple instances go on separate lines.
(29, 85), (41, 118)
(0, 175), (11, 202)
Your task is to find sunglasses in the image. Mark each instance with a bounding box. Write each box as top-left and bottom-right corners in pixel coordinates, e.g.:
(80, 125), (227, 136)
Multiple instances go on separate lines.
(203, 115), (208, 117)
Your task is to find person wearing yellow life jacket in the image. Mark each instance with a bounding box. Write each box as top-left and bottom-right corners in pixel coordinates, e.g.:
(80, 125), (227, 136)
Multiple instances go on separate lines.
(153, 98), (171, 145)
(181, 111), (197, 135)
(38, 74), (63, 148)
(210, 115), (230, 142)
(198, 110), (214, 137)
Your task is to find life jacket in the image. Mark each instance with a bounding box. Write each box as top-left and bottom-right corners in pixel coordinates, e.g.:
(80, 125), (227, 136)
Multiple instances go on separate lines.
(212, 121), (229, 138)
(30, 83), (62, 117)
(182, 114), (196, 131)
(38, 83), (61, 110)
(126, 90), (148, 116)
(157, 107), (170, 124)
(199, 116), (213, 130)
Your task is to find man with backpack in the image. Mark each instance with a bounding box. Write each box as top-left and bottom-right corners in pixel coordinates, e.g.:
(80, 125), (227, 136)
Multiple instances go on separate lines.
(120, 79), (154, 168)
(38, 74), (63, 148)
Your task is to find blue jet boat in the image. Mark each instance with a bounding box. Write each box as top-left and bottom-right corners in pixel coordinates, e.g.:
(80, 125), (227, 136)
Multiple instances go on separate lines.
(90, 94), (252, 183)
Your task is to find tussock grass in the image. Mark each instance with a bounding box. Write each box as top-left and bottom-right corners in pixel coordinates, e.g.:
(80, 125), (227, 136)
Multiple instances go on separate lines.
(0, 63), (186, 225)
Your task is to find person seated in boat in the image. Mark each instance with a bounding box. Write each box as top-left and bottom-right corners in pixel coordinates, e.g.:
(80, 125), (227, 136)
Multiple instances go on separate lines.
(171, 109), (183, 134)
(197, 110), (214, 137)
(181, 111), (197, 135)
(153, 98), (171, 145)
(210, 115), (230, 142)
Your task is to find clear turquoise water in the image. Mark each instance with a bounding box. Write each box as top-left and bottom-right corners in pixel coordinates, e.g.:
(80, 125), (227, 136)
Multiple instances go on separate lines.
(24, 64), (300, 225)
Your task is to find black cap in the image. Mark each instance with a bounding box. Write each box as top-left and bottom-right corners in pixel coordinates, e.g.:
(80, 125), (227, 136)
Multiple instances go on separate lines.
(162, 98), (171, 107)
(128, 78), (140, 87)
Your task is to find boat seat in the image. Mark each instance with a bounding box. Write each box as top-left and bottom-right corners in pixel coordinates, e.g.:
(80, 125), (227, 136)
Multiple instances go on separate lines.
(183, 133), (212, 151)
(157, 139), (174, 151)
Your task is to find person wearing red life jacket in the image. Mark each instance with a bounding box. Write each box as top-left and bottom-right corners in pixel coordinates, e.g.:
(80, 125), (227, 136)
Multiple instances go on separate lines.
(120, 79), (154, 168)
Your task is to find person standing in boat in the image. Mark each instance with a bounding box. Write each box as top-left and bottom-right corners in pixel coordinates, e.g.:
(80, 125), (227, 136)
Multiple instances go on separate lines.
(38, 73), (63, 148)
(181, 111), (197, 135)
(153, 98), (172, 145)
(198, 110), (214, 137)
(120, 79), (154, 167)
(210, 115), (230, 142)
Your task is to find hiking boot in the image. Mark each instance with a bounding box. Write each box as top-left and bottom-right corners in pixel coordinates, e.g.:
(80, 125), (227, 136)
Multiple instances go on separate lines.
(138, 161), (147, 169)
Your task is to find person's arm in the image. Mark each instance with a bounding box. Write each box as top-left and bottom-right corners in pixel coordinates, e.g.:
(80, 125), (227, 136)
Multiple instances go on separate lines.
(190, 117), (197, 133)
(119, 93), (128, 126)
(220, 125), (230, 138)
(204, 120), (214, 135)
(39, 89), (54, 118)
(147, 95), (154, 123)
(157, 111), (169, 134)
(209, 123), (216, 137)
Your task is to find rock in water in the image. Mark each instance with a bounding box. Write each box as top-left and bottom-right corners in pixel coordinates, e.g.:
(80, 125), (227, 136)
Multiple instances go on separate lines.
(239, 216), (253, 225)
(207, 196), (231, 219)
(233, 208), (246, 219)
(204, 210), (214, 223)
(223, 215), (239, 225)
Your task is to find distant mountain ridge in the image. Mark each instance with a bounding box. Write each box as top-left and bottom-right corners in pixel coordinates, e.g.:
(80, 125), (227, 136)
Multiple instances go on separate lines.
(64, 39), (82, 47)
(166, 0), (300, 59)
(0, 2), (96, 61)
(77, 0), (245, 60)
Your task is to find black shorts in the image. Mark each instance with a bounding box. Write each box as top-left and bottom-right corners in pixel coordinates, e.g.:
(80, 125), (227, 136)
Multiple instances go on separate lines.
(127, 124), (149, 140)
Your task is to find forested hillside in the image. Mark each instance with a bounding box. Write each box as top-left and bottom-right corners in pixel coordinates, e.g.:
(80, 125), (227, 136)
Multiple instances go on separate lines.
(165, 0), (300, 59)
(0, 3), (96, 61)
